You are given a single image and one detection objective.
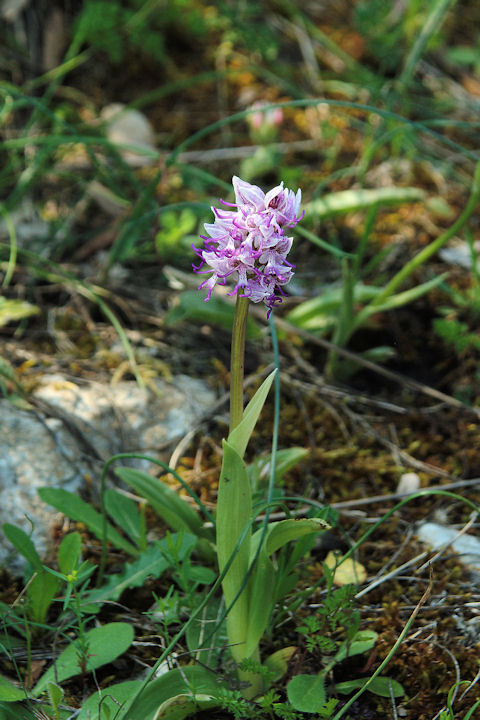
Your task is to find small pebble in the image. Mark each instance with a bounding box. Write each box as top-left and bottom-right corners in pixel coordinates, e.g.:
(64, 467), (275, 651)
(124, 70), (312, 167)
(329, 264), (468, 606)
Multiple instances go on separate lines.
(396, 472), (420, 495)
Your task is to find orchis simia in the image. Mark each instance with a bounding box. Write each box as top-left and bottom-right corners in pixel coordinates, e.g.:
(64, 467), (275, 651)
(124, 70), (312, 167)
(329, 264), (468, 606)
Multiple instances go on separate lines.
(193, 177), (327, 697)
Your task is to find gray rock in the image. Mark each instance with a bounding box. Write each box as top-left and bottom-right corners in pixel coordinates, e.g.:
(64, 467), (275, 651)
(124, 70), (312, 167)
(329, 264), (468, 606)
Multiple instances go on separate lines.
(417, 521), (480, 571)
(101, 103), (157, 167)
(0, 374), (216, 572)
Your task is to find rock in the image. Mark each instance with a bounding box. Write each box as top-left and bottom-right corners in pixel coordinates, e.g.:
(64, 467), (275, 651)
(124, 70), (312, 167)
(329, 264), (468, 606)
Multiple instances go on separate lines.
(0, 374), (216, 572)
(416, 521), (480, 572)
(101, 103), (157, 167)
(439, 241), (480, 271)
(396, 472), (420, 495)
(0, 199), (49, 249)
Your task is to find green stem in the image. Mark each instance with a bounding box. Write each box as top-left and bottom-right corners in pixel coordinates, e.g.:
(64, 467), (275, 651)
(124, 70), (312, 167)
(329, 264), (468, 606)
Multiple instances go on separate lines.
(230, 295), (250, 432)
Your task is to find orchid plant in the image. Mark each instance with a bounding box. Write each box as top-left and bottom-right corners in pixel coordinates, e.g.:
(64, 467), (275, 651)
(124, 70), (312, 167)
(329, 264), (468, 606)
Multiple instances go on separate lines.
(193, 177), (328, 697)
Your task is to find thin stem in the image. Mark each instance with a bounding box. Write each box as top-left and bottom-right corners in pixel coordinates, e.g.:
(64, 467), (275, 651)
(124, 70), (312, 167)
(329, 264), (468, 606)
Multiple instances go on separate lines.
(230, 295), (250, 432)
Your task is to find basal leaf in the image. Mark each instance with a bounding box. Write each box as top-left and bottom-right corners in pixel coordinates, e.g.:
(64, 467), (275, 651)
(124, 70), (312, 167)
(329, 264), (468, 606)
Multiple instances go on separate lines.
(27, 570), (60, 625)
(77, 680), (143, 720)
(216, 439), (251, 664)
(37, 488), (138, 557)
(115, 468), (203, 537)
(249, 518), (329, 560)
(287, 672), (327, 713)
(153, 693), (219, 720)
(245, 543), (275, 658)
(0, 675), (25, 702)
(57, 532), (82, 575)
(335, 675), (405, 698)
(0, 701), (33, 719)
(263, 647), (297, 684)
(245, 518), (328, 657)
(334, 629), (378, 663)
(104, 488), (141, 547)
(121, 666), (220, 720)
(2, 524), (43, 572)
(186, 597), (228, 667)
(84, 534), (196, 607)
(33, 623), (134, 696)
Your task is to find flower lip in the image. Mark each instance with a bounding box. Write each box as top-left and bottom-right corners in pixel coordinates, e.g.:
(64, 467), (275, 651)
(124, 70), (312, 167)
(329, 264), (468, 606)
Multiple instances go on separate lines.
(194, 176), (302, 313)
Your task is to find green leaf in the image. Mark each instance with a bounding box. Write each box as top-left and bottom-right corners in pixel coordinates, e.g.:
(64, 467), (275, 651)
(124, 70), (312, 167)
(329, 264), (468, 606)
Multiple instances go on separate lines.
(245, 518), (328, 657)
(57, 532), (82, 575)
(286, 284), (381, 331)
(244, 545), (275, 658)
(360, 272), (448, 318)
(186, 597), (228, 662)
(0, 675), (25, 702)
(27, 570), (60, 625)
(120, 666), (221, 720)
(104, 489), (141, 546)
(248, 447), (309, 488)
(287, 672), (327, 712)
(47, 682), (64, 712)
(0, 701), (33, 719)
(186, 565), (216, 585)
(84, 535), (196, 607)
(261, 517), (330, 557)
(77, 681), (143, 720)
(2, 524), (43, 572)
(263, 647), (297, 684)
(0, 298), (39, 327)
(464, 699), (480, 720)
(152, 693), (219, 720)
(335, 676), (405, 698)
(0, 602), (27, 639)
(37, 488), (138, 557)
(33, 622), (134, 696)
(216, 439), (252, 664)
(165, 291), (261, 339)
(334, 629), (378, 663)
(228, 370), (276, 459)
(115, 468), (203, 538)
(360, 345), (397, 364)
(304, 186), (425, 219)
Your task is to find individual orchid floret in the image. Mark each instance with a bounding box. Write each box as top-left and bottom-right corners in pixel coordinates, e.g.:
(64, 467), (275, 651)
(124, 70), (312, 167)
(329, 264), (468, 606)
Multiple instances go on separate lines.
(193, 176), (302, 314)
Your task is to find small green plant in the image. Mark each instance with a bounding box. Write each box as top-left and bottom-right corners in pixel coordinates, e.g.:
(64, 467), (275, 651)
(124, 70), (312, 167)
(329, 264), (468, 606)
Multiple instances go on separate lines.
(157, 531), (217, 606)
(433, 275), (480, 357)
(447, 39), (480, 76)
(438, 680), (480, 720)
(297, 579), (360, 655)
(434, 316), (480, 355)
(153, 208), (198, 265)
(2, 524), (62, 631)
